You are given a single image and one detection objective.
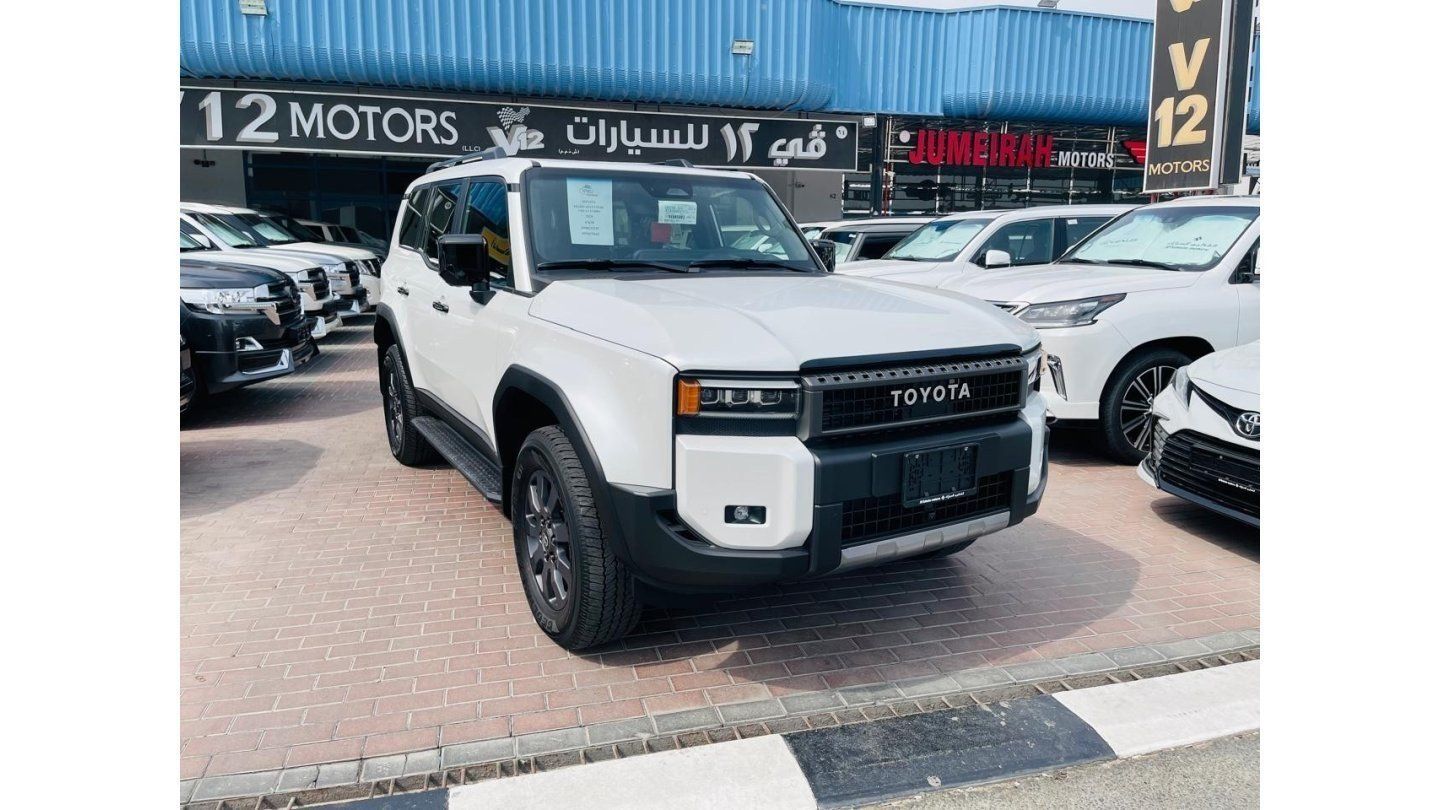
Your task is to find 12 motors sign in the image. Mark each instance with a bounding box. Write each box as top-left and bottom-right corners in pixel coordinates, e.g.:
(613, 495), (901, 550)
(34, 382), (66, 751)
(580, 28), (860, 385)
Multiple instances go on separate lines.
(1143, 0), (1239, 192)
(179, 86), (858, 171)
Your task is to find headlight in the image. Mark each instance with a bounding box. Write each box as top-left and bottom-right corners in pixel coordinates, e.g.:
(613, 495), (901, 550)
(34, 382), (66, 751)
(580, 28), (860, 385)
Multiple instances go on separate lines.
(1017, 294), (1126, 328)
(359, 259), (381, 277)
(1170, 365), (1192, 404)
(322, 262), (346, 277)
(180, 285), (263, 314)
(676, 378), (800, 418)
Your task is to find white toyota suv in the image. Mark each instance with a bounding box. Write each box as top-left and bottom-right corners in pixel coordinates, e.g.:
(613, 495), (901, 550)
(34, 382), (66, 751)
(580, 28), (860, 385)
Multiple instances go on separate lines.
(181, 203), (383, 316)
(836, 204), (1133, 286)
(1140, 342), (1259, 527)
(375, 154), (1051, 649)
(946, 196), (1260, 463)
(179, 217), (345, 338)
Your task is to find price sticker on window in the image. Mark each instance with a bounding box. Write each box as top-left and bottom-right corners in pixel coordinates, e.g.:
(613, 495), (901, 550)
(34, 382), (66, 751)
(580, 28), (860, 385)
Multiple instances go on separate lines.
(657, 200), (697, 226)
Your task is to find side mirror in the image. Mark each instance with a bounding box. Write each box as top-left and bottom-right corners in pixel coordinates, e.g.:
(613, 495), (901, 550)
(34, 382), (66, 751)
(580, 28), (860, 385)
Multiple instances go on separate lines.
(813, 238), (838, 272)
(982, 249), (1012, 268)
(437, 234), (494, 303)
(1231, 254), (1259, 285)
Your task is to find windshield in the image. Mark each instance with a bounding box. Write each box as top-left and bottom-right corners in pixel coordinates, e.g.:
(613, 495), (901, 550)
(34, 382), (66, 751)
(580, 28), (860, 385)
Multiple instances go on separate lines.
(191, 213), (261, 248)
(237, 213), (301, 245)
(179, 231), (206, 252)
(884, 218), (991, 261)
(524, 168), (818, 273)
(826, 230), (859, 263)
(1063, 205), (1259, 271)
(276, 216), (324, 242)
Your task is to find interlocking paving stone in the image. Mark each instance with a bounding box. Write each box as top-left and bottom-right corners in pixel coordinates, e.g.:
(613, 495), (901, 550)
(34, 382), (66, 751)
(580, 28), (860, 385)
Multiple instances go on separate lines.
(179, 320), (1259, 796)
(586, 717), (656, 745)
(1057, 653), (1118, 676)
(275, 766), (319, 792)
(1105, 645), (1166, 668)
(190, 771), (280, 801)
(1002, 661), (1067, 683)
(315, 760), (360, 788)
(515, 728), (588, 757)
(717, 699), (786, 724)
(837, 683), (904, 706)
(653, 707), (721, 734)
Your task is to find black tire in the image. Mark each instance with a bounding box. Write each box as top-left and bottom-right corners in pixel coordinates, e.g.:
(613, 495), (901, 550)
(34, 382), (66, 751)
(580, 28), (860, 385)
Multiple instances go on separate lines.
(1099, 347), (1191, 464)
(381, 344), (438, 466)
(913, 539), (977, 560)
(511, 426), (640, 650)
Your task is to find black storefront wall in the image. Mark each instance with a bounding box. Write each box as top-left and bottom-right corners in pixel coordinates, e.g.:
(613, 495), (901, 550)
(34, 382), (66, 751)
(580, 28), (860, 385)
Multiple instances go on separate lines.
(847, 117), (1149, 215)
(182, 81), (861, 231)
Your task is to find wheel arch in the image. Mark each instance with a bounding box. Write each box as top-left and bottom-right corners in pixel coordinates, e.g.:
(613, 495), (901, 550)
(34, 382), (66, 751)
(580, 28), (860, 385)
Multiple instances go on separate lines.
(372, 303), (404, 386)
(493, 367), (612, 525)
(1100, 336), (1214, 399)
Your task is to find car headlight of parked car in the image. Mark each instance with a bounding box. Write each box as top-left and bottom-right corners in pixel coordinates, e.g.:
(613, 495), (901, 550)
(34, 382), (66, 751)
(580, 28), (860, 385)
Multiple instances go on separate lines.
(322, 261), (347, 278)
(1023, 347), (1046, 398)
(676, 378), (800, 418)
(359, 259), (382, 277)
(1017, 294), (1126, 328)
(180, 285), (264, 314)
(1170, 365), (1192, 404)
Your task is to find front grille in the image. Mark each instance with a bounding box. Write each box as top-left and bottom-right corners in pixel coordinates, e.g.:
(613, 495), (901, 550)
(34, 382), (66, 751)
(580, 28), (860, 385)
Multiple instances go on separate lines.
(304, 269), (331, 300)
(807, 355), (1026, 435)
(258, 282), (301, 320)
(840, 471), (1012, 546)
(1157, 429), (1260, 520)
(343, 261), (361, 285)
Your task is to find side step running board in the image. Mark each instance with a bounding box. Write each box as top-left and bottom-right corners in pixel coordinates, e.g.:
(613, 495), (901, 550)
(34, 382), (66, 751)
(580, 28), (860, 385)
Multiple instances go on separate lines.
(411, 415), (504, 503)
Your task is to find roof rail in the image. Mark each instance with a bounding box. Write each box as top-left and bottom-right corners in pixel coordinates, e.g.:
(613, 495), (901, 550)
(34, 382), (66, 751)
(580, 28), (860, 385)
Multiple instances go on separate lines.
(655, 158), (694, 168)
(426, 146), (512, 173)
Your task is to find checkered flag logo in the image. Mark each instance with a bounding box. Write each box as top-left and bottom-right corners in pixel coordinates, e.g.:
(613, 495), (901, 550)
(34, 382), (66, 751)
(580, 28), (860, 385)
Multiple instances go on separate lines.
(498, 106), (531, 130)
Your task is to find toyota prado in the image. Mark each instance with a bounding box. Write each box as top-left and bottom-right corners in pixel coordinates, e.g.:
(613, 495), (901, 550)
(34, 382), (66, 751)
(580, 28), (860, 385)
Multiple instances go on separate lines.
(374, 154), (1051, 649)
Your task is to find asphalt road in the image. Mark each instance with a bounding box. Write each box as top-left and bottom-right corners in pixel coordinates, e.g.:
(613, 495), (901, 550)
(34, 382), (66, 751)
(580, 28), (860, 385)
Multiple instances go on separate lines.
(869, 733), (1259, 810)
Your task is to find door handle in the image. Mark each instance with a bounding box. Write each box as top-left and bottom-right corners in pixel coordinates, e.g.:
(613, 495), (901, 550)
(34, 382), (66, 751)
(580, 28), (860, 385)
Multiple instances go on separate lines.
(432, 300), (449, 313)
(395, 285), (410, 296)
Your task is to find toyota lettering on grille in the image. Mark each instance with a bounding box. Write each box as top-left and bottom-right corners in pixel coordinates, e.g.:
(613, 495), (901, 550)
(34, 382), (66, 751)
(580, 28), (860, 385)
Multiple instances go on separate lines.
(890, 381), (971, 408)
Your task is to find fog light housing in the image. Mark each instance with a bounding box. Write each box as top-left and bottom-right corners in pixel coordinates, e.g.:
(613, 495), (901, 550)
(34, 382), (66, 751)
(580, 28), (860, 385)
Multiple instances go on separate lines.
(725, 505), (766, 525)
(235, 336), (264, 352)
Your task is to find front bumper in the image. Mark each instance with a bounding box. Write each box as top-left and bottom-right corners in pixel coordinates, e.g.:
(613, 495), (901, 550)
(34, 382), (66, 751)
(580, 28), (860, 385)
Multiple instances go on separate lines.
(358, 275), (382, 310)
(180, 350), (196, 412)
(186, 310), (317, 394)
(339, 287), (370, 317)
(1033, 321), (1132, 421)
(1138, 386), (1259, 527)
(609, 397), (1049, 593)
(311, 298), (345, 338)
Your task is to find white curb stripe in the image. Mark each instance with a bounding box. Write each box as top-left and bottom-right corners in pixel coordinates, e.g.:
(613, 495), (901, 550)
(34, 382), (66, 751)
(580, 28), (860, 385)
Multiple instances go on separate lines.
(1053, 660), (1260, 757)
(447, 734), (817, 810)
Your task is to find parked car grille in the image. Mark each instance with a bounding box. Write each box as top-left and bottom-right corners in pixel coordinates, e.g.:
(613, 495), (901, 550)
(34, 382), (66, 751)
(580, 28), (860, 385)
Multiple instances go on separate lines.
(840, 471), (1012, 547)
(1156, 429), (1259, 520)
(804, 355), (1027, 436)
(343, 261), (361, 285)
(303, 268), (331, 300)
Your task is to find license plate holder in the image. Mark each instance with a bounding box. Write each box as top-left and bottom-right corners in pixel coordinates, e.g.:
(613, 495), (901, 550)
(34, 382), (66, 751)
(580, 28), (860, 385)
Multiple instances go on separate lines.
(902, 444), (979, 508)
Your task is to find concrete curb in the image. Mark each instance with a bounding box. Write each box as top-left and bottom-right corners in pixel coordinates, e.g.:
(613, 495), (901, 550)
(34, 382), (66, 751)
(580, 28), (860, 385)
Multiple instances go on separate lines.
(181, 629), (1259, 808)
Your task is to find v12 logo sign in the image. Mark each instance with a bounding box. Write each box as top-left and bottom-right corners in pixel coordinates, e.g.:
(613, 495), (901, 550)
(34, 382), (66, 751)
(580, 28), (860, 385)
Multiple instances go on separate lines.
(1143, 0), (1237, 192)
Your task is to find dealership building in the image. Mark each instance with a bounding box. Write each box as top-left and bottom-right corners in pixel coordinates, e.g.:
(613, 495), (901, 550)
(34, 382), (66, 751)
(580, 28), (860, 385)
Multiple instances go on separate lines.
(180, 0), (1259, 236)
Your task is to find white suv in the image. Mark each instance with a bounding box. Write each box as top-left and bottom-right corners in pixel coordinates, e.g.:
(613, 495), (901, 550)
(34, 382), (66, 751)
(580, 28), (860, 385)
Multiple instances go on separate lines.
(375, 155), (1051, 649)
(947, 196), (1260, 463)
(836, 204), (1132, 286)
(181, 203), (382, 316)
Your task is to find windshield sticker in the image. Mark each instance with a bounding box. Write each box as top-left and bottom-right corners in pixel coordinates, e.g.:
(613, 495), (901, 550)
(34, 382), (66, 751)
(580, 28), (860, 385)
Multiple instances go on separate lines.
(657, 199), (697, 226)
(566, 178), (614, 246)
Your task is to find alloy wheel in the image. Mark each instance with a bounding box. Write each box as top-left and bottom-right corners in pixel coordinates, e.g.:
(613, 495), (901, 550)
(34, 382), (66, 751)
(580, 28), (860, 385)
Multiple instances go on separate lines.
(523, 468), (572, 613)
(385, 366), (404, 454)
(1119, 364), (1176, 454)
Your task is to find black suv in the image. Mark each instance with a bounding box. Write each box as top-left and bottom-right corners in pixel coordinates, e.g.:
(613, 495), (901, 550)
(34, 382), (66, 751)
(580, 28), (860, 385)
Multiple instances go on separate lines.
(180, 258), (317, 400)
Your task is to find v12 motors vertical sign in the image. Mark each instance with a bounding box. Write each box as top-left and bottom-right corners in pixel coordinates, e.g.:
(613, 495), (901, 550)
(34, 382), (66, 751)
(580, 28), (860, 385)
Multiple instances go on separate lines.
(1144, 0), (1250, 192)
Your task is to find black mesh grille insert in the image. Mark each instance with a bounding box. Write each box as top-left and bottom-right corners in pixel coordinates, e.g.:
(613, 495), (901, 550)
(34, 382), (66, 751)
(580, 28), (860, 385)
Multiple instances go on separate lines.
(840, 471), (1012, 546)
(809, 355), (1026, 434)
(1157, 430), (1259, 519)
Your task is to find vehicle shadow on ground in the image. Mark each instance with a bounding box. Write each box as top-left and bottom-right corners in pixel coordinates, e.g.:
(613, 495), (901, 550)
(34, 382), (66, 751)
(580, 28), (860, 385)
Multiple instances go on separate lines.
(1149, 498), (1260, 561)
(181, 377), (379, 429)
(181, 439), (323, 520)
(595, 519), (1142, 684)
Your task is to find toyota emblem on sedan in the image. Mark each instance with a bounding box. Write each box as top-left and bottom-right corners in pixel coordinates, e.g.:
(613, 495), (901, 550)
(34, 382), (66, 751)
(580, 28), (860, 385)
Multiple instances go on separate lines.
(1234, 411), (1260, 439)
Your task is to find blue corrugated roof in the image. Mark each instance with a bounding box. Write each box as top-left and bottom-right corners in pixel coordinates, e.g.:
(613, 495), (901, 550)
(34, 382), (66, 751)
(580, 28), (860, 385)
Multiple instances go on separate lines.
(180, 0), (1259, 132)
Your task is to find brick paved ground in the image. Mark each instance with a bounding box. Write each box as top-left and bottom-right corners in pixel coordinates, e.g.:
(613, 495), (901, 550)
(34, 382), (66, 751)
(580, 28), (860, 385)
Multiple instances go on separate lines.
(180, 316), (1259, 783)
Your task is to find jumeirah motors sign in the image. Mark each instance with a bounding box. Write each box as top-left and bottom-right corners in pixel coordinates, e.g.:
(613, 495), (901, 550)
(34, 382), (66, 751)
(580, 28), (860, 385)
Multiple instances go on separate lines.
(1143, 0), (1252, 192)
(179, 86), (858, 171)
(897, 128), (1140, 170)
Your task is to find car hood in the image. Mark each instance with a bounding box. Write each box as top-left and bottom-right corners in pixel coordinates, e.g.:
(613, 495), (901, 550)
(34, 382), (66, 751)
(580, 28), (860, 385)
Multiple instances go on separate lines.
(1190, 341), (1259, 408)
(183, 249), (318, 274)
(180, 259), (289, 289)
(938, 262), (1201, 304)
(286, 241), (379, 262)
(528, 274), (1039, 372)
(835, 259), (965, 283)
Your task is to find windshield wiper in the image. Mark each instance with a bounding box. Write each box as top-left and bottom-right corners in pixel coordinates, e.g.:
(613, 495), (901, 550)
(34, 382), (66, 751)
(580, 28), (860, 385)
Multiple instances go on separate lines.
(535, 258), (690, 274)
(686, 258), (812, 272)
(1103, 258), (1182, 272)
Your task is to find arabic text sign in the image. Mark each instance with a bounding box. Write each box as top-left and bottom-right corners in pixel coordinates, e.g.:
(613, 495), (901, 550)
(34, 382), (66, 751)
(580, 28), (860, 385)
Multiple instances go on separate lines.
(180, 86), (858, 171)
(1143, 0), (1235, 192)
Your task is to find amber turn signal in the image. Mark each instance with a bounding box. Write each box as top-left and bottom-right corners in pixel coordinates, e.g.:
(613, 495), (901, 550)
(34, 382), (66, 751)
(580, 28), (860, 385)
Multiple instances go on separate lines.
(676, 378), (701, 415)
